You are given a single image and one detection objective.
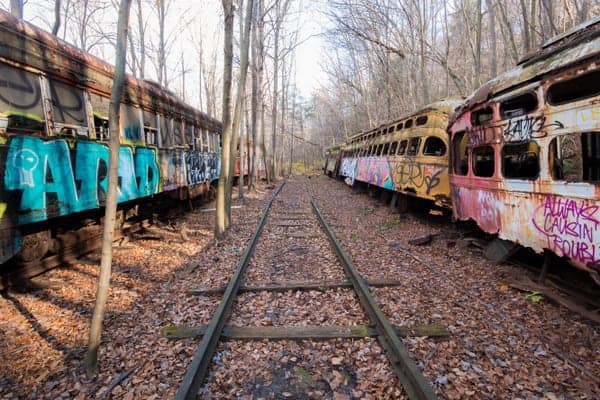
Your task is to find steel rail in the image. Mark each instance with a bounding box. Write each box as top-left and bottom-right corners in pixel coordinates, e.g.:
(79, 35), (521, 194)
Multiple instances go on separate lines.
(175, 182), (286, 400)
(309, 196), (436, 400)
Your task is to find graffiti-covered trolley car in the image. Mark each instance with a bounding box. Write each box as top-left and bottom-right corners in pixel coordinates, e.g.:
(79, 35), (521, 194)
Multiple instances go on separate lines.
(0, 11), (222, 273)
(448, 17), (600, 282)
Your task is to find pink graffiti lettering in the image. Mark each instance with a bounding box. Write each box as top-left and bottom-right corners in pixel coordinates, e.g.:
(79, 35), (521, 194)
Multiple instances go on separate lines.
(532, 195), (600, 264)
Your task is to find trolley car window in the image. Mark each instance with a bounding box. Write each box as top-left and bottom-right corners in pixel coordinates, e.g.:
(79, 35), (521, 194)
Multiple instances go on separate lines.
(382, 143), (389, 155)
(407, 137), (421, 156)
(174, 120), (184, 146)
(423, 137), (446, 156)
(416, 116), (428, 126)
(389, 141), (398, 155)
(0, 63), (45, 133)
(547, 70), (600, 105)
(404, 119), (413, 129)
(502, 142), (539, 179)
(90, 93), (109, 140)
(142, 110), (158, 145)
(472, 146), (495, 177)
(49, 79), (87, 131)
(377, 144), (384, 156)
(398, 140), (408, 155)
(500, 92), (538, 119)
(452, 131), (469, 175)
(549, 135), (589, 182)
(120, 104), (142, 142)
(159, 115), (172, 147)
(396, 122), (403, 130)
(202, 130), (209, 151)
(472, 107), (493, 126)
(185, 123), (194, 148)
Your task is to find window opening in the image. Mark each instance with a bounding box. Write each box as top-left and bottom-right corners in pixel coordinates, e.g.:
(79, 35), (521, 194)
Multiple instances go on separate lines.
(396, 122), (403, 130)
(407, 137), (421, 156)
(472, 146), (495, 177)
(382, 143), (390, 155)
(159, 115), (172, 147)
(404, 119), (413, 129)
(398, 140), (408, 155)
(502, 142), (539, 179)
(389, 141), (398, 155)
(49, 79), (87, 136)
(472, 107), (493, 126)
(423, 136), (447, 156)
(143, 110), (158, 145)
(0, 63), (45, 133)
(121, 103), (142, 142)
(500, 92), (538, 119)
(173, 120), (184, 146)
(185, 123), (194, 148)
(547, 70), (600, 105)
(452, 131), (469, 175)
(416, 116), (428, 126)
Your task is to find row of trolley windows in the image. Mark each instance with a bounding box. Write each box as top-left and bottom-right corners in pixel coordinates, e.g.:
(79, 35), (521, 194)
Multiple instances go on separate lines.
(348, 116), (429, 145)
(0, 62), (219, 151)
(342, 136), (446, 158)
(452, 131), (600, 183)
(470, 69), (600, 126)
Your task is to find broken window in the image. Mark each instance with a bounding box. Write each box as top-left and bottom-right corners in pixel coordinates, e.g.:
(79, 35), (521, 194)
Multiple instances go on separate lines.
(377, 144), (384, 155)
(472, 107), (493, 126)
(502, 142), (540, 179)
(0, 63), (45, 134)
(452, 131), (469, 175)
(398, 140), (408, 155)
(500, 92), (538, 119)
(472, 145), (495, 177)
(423, 136), (447, 156)
(142, 110), (158, 145)
(404, 119), (413, 129)
(396, 122), (403, 130)
(416, 116), (428, 126)
(547, 70), (600, 105)
(49, 79), (87, 134)
(389, 141), (398, 155)
(90, 92), (109, 140)
(549, 135), (586, 181)
(407, 137), (421, 156)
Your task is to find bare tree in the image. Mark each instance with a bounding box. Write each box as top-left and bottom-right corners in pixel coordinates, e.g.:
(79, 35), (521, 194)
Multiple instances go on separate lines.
(10, 0), (23, 18)
(84, 0), (132, 378)
(215, 0), (235, 238)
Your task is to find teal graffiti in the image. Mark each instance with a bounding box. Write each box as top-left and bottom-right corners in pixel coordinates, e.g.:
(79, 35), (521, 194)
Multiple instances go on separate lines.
(4, 136), (160, 224)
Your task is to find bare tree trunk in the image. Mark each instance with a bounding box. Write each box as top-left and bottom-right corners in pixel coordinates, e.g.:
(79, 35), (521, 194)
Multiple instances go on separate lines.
(520, 0), (532, 52)
(270, 2), (281, 180)
(215, 0), (234, 239)
(10, 0), (23, 18)
(257, 0), (270, 184)
(226, 0), (253, 215)
(84, 0), (131, 378)
(156, 0), (167, 86)
(248, 3), (258, 193)
(52, 0), (61, 35)
(136, 0), (146, 78)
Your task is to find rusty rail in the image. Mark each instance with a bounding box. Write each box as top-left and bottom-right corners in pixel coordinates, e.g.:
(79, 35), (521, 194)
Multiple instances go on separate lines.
(174, 182), (286, 400)
(309, 196), (436, 400)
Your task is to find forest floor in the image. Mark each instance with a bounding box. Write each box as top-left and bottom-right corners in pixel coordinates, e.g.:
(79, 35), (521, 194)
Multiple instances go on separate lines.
(0, 175), (599, 399)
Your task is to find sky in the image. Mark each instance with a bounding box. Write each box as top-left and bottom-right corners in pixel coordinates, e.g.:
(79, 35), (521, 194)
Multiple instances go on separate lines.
(0, 0), (329, 105)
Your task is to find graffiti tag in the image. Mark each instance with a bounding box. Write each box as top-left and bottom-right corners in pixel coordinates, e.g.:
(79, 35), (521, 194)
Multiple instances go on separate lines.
(502, 115), (564, 142)
(532, 195), (600, 265)
(393, 162), (444, 195)
(4, 136), (159, 224)
(184, 151), (219, 185)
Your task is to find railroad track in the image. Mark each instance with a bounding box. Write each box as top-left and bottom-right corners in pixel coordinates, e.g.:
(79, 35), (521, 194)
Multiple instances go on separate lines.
(172, 177), (439, 399)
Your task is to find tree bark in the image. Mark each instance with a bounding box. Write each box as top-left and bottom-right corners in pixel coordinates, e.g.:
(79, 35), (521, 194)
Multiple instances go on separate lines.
(10, 0), (23, 18)
(226, 0), (253, 215)
(215, 0), (234, 239)
(84, 0), (131, 378)
(52, 0), (61, 35)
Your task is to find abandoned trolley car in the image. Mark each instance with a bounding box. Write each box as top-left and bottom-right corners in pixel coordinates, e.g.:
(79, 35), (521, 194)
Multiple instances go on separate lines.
(448, 17), (600, 282)
(0, 11), (222, 272)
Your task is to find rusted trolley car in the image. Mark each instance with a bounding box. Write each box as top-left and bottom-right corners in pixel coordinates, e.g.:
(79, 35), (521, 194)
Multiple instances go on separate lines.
(448, 17), (600, 282)
(337, 98), (463, 210)
(0, 11), (222, 273)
